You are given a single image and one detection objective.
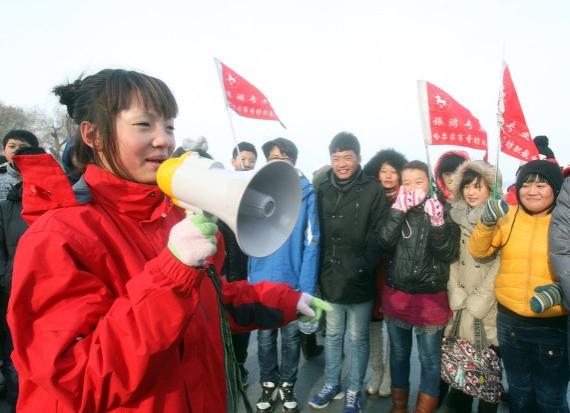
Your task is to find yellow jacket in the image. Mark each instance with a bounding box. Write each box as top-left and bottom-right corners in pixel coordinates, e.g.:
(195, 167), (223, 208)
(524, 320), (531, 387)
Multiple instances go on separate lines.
(469, 207), (566, 318)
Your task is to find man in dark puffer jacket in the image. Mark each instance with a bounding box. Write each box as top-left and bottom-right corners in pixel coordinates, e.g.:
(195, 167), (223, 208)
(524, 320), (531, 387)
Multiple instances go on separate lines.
(309, 132), (387, 413)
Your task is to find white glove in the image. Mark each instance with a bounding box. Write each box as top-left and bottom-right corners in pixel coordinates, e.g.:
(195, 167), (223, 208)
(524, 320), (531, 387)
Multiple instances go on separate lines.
(296, 292), (333, 322)
(168, 214), (218, 267)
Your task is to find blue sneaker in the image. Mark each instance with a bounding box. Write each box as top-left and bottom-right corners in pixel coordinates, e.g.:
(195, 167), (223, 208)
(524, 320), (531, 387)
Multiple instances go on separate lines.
(343, 390), (361, 413)
(308, 384), (344, 409)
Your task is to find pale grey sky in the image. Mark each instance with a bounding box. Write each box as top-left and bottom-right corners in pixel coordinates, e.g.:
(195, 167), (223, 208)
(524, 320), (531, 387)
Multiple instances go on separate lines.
(1, 0), (569, 184)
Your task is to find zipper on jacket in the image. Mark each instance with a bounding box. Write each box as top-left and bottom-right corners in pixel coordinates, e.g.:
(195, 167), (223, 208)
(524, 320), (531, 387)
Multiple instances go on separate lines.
(526, 219), (536, 308)
(353, 186), (362, 227)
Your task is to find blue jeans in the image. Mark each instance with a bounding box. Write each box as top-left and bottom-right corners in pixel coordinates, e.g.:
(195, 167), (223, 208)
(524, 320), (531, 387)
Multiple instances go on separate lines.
(498, 308), (569, 413)
(387, 321), (442, 397)
(257, 321), (300, 384)
(324, 300), (373, 392)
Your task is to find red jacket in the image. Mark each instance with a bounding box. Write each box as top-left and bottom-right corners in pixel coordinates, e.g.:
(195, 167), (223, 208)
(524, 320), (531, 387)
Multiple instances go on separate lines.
(8, 155), (301, 413)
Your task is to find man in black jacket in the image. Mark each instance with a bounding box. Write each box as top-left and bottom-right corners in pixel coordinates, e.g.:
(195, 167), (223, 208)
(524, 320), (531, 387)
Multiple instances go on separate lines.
(309, 132), (388, 413)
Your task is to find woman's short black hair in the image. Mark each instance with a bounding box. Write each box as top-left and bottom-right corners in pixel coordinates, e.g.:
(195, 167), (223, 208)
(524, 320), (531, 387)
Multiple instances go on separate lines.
(459, 168), (484, 190)
(363, 148), (407, 180)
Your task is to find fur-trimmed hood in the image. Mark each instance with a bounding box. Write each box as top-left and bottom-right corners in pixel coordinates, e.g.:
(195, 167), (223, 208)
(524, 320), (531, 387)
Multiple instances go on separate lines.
(449, 160), (502, 203)
(434, 150), (470, 202)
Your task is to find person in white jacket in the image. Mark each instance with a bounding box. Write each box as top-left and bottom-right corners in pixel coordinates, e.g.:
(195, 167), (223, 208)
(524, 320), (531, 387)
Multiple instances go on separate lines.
(445, 160), (501, 413)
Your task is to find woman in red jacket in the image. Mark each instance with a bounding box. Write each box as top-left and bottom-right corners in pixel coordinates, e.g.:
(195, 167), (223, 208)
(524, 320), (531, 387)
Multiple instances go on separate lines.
(7, 69), (326, 413)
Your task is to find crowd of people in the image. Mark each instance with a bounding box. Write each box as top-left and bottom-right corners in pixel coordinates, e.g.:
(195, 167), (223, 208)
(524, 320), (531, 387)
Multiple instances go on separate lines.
(0, 68), (570, 413)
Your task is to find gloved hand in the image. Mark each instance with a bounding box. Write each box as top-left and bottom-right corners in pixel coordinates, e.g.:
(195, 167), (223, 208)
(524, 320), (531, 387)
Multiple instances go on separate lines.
(424, 197), (444, 227)
(296, 292), (333, 323)
(168, 214), (218, 266)
(480, 198), (509, 227)
(530, 282), (563, 313)
(392, 187), (426, 213)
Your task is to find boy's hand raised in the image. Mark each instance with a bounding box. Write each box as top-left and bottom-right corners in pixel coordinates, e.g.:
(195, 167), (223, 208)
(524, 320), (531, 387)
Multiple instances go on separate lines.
(392, 187), (426, 213)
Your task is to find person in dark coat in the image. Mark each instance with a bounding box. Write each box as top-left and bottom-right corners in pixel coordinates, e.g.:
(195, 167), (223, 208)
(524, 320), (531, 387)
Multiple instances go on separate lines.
(0, 146), (46, 412)
(362, 148), (407, 397)
(309, 132), (388, 413)
(0, 130), (39, 200)
(218, 141), (258, 387)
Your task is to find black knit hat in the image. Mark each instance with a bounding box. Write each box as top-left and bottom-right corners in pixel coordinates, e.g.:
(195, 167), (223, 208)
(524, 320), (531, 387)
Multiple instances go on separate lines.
(515, 159), (563, 198)
(533, 135), (556, 160)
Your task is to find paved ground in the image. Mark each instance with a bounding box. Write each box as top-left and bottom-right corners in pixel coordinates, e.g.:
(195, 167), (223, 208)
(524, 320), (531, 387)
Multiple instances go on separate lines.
(239, 327), (511, 413)
(4, 325), (568, 412)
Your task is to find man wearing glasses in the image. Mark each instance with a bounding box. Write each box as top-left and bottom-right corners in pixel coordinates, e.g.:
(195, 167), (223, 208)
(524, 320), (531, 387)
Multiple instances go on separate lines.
(250, 138), (320, 413)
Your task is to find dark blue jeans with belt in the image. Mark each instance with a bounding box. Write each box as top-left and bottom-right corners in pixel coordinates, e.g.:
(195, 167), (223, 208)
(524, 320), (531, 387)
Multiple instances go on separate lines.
(497, 306), (569, 413)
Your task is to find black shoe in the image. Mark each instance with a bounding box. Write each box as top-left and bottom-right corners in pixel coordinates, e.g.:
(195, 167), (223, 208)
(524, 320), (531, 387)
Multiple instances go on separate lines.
(256, 382), (277, 412)
(278, 382), (299, 413)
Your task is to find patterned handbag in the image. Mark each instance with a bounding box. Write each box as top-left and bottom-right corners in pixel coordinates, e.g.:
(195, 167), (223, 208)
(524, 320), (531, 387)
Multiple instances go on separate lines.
(441, 310), (503, 403)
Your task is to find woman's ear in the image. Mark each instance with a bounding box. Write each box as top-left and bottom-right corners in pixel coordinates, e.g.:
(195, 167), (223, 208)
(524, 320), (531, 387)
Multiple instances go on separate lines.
(79, 121), (102, 150)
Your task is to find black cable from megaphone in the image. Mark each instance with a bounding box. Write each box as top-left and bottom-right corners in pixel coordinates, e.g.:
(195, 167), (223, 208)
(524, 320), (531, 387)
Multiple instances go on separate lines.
(207, 264), (253, 413)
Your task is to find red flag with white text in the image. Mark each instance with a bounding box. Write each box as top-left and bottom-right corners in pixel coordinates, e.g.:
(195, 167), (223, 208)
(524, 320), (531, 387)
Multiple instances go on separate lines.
(217, 59), (285, 128)
(498, 64), (539, 162)
(418, 80), (488, 157)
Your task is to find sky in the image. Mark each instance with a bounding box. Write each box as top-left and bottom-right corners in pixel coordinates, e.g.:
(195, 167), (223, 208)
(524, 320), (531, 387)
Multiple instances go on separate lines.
(1, 0), (569, 185)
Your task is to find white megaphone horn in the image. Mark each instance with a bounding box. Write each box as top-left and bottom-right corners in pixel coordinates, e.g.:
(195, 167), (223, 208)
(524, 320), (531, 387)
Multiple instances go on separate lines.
(157, 153), (302, 257)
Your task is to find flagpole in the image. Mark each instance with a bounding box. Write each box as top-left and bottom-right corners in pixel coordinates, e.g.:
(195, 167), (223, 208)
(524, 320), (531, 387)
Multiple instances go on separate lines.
(494, 60), (506, 199)
(417, 80), (436, 197)
(214, 57), (244, 170)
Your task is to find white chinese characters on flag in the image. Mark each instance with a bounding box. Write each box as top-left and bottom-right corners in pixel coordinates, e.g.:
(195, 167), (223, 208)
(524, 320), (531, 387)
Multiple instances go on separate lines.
(418, 80), (488, 156)
(498, 64), (539, 162)
(217, 59), (285, 128)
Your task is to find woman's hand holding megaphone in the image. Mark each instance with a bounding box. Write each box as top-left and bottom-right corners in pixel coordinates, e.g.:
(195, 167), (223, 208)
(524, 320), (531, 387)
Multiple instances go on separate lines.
(296, 292), (333, 323)
(168, 214), (218, 267)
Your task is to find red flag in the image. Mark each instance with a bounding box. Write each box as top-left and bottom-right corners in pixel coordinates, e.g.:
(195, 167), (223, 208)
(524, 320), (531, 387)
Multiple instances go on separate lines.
(418, 80), (488, 156)
(217, 59), (285, 128)
(498, 64), (539, 162)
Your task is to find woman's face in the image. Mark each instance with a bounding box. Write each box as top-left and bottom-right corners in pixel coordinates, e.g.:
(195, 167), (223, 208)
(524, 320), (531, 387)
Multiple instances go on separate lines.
(379, 162), (399, 190)
(519, 178), (555, 216)
(462, 177), (490, 207)
(401, 168), (429, 194)
(110, 102), (175, 184)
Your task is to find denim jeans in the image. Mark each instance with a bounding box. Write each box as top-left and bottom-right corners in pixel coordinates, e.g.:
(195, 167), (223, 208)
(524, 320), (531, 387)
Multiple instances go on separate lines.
(257, 320), (300, 384)
(324, 300), (373, 392)
(498, 308), (569, 413)
(387, 321), (442, 397)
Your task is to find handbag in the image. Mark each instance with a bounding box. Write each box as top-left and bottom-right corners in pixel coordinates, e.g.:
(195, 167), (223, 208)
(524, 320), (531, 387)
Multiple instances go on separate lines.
(441, 310), (503, 403)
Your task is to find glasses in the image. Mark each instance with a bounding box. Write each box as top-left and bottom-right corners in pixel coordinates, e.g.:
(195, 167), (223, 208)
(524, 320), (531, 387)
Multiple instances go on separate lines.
(268, 155), (290, 161)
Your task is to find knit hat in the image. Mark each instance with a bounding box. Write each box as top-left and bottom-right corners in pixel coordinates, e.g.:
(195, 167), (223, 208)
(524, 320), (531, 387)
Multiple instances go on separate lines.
(533, 135), (556, 161)
(515, 159), (563, 198)
(563, 163), (570, 178)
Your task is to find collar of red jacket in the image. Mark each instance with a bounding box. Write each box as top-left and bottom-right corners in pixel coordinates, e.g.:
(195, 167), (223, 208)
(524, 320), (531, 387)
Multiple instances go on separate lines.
(84, 164), (172, 222)
(14, 153), (78, 225)
(14, 153), (173, 225)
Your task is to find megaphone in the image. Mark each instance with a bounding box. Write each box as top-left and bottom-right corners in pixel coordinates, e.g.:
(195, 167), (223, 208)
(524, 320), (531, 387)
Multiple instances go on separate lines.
(157, 153), (302, 257)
